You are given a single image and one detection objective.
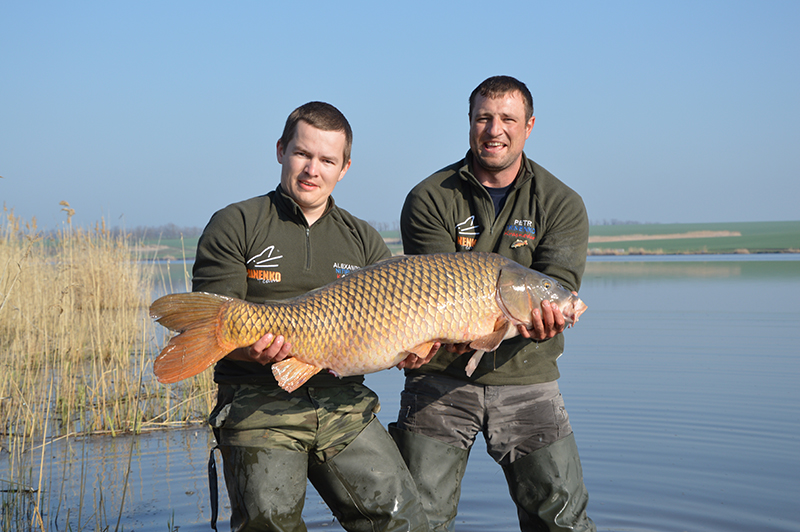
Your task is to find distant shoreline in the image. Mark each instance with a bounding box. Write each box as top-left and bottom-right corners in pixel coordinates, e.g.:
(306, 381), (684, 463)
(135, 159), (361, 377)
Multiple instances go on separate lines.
(137, 220), (800, 259)
(587, 248), (800, 256)
(585, 220), (800, 256)
(587, 230), (741, 243)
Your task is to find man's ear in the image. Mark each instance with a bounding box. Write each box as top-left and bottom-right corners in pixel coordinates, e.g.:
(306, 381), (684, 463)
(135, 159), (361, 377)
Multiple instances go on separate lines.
(276, 139), (285, 163)
(525, 116), (536, 139)
(337, 158), (352, 182)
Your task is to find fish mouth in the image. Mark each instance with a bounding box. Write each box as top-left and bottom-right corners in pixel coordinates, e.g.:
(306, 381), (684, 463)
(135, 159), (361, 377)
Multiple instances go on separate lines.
(565, 299), (588, 327)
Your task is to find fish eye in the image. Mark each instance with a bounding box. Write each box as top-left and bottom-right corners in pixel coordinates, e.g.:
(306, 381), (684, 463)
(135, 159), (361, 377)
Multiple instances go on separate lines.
(542, 280), (551, 289)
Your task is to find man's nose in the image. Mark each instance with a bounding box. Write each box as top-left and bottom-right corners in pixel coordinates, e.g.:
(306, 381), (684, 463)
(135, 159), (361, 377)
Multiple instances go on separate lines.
(305, 158), (320, 175)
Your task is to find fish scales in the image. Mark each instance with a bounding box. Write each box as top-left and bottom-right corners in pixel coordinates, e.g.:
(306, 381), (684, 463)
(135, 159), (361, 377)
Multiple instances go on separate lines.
(225, 252), (503, 371)
(150, 252), (587, 391)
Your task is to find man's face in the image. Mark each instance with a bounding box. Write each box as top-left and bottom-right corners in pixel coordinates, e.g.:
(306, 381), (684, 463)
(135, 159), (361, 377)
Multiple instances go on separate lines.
(277, 121), (351, 223)
(469, 91), (535, 175)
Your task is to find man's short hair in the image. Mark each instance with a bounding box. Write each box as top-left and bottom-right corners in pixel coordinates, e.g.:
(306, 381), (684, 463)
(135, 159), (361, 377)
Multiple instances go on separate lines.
(469, 76), (534, 122)
(280, 101), (353, 164)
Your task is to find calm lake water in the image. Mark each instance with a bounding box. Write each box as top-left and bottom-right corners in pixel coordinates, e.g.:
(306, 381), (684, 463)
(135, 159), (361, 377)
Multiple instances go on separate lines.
(5, 256), (799, 531)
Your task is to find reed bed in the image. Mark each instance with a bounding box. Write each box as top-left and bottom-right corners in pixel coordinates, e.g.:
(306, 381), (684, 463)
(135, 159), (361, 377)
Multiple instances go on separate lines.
(0, 205), (215, 531)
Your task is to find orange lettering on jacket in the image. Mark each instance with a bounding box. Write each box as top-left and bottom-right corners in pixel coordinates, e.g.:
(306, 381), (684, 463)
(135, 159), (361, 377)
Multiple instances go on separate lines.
(247, 269), (282, 283)
(457, 236), (477, 248)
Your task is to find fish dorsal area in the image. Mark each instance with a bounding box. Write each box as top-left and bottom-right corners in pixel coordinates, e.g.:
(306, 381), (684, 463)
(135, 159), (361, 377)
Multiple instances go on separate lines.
(281, 253), (507, 361)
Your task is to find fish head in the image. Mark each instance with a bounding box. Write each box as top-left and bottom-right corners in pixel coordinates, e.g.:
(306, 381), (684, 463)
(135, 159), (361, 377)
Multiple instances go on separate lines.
(496, 262), (587, 328)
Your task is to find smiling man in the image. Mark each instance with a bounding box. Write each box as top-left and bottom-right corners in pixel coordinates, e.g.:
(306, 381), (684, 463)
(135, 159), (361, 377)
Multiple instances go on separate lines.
(276, 118), (351, 226)
(391, 76), (596, 532)
(468, 88), (534, 186)
(193, 102), (430, 532)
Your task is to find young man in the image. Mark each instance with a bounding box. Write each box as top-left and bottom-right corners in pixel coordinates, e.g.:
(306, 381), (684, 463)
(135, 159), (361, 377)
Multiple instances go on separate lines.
(195, 101), (430, 532)
(391, 77), (596, 532)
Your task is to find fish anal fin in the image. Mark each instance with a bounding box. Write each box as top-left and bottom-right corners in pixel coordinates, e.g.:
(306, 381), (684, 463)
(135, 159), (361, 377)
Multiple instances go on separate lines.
(272, 358), (322, 393)
(465, 350), (486, 377)
(408, 341), (437, 358)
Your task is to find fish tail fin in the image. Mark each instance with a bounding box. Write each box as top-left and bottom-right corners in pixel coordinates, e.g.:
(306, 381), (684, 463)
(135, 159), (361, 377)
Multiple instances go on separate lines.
(150, 292), (237, 383)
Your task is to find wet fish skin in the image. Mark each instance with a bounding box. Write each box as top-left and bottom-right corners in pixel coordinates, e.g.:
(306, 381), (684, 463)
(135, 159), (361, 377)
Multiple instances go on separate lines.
(150, 252), (587, 392)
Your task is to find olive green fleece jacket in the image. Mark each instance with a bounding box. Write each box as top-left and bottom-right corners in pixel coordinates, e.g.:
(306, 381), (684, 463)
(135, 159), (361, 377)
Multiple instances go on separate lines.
(192, 185), (392, 388)
(401, 151), (589, 385)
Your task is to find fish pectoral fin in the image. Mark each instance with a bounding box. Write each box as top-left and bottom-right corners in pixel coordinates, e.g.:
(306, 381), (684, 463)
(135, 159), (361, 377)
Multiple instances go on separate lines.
(468, 320), (511, 353)
(464, 321), (513, 377)
(408, 341), (437, 358)
(464, 350), (486, 377)
(271, 358), (322, 393)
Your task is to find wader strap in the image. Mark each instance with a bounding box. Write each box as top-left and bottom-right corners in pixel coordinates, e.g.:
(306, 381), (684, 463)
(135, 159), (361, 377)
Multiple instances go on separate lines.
(208, 444), (220, 530)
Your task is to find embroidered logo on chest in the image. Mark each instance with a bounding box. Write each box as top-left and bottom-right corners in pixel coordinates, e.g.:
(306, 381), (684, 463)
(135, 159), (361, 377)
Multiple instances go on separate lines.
(504, 219), (536, 244)
(246, 245), (283, 284)
(456, 215), (480, 250)
(333, 262), (360, 278)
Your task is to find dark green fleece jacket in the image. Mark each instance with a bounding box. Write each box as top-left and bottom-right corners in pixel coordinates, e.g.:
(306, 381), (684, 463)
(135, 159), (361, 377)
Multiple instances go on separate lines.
(401, 152), (589, 385)
(192, 186), (391, 387)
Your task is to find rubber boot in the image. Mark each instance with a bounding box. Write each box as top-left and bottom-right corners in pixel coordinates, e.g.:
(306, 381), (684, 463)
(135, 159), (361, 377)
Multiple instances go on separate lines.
(307, 418), (430, 532)
(219, 445), (310, 532)
(389, 424), (470, 532)
(501, 433), (595, 532)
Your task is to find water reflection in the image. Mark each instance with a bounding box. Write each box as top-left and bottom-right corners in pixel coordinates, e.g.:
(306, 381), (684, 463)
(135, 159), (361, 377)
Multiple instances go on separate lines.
(3, 258), (798, 531)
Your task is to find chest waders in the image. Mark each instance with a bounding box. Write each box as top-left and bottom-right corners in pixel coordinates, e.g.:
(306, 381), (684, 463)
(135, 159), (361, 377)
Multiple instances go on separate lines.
(391, 426), (595, 532)
(307, 418), (430, 532)
(389, 424), (469, 532)
(502, 433), (595, 532)
(209, 419), (430, 532)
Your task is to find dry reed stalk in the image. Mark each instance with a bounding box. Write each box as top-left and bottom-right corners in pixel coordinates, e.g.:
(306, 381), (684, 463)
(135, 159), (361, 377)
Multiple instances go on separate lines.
(1, 206), (216, 531)
(1, 207), (214, 437)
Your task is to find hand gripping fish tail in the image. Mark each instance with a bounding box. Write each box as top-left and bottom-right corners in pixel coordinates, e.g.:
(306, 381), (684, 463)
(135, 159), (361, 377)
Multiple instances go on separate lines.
(149, 252), (588, 391)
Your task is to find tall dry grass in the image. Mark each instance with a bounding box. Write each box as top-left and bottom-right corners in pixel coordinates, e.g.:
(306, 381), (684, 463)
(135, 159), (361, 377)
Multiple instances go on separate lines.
(0, 204), (215, 531)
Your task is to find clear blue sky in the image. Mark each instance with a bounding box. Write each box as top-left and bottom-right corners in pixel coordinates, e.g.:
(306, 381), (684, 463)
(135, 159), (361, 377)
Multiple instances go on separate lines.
(2, 1), (798, 230)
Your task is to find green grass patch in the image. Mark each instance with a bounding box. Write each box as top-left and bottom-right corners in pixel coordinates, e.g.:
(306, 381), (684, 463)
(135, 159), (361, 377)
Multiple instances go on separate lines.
(588, 220), (800, 255)
(137, 221), (800, 258)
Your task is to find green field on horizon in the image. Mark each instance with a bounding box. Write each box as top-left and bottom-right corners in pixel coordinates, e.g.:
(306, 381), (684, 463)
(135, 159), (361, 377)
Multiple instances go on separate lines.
(587, 220), (800, 255)
(140, 220), (800, 260)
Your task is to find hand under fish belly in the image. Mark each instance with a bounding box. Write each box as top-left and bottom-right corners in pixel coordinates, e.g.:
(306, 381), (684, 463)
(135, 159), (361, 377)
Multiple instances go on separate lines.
(150, 252), (587, 392)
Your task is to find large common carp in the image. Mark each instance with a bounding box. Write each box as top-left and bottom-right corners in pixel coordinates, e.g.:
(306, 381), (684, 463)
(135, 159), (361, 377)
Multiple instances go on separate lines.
(151, 252), (587, 392)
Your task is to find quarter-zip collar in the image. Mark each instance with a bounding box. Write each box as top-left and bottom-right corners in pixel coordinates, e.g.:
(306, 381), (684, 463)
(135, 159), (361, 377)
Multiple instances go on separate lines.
(459, 150), (535, 191)
(274, 185), (339, 271)
(274, 184), (337, 228)
(456, 151), (535, 232)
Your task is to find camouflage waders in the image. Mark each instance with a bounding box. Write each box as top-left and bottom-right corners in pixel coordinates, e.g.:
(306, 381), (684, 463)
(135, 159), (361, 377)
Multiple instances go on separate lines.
(208, 383), (429, 532)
